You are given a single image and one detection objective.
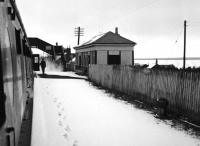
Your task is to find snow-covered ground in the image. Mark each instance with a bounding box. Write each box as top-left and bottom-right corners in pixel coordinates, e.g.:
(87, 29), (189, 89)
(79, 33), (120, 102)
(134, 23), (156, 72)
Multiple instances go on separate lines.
(31, 71), (200, 146)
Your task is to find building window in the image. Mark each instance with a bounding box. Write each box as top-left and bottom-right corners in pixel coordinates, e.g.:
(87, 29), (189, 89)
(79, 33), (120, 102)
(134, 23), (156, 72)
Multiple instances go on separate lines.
(87, 55), (90, 65)
(79, 56), (81, 66)
(91, 51), (97, 64)
(108, 51), (120, 65)
(94, 51), (97, 64)
(76, 53), (78, 64)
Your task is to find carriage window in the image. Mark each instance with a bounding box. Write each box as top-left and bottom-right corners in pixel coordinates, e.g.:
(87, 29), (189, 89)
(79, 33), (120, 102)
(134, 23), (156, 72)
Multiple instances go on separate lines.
(15, 29), (22, 54)
(23, 39), (26, 56)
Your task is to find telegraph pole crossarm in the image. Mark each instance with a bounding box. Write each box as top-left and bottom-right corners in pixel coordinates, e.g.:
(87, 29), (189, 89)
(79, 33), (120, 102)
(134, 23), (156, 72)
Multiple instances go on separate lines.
(74, 27), (84, 45)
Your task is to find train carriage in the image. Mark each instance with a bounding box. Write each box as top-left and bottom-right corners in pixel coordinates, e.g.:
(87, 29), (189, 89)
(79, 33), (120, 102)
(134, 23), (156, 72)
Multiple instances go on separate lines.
(0, 0), (33, 145)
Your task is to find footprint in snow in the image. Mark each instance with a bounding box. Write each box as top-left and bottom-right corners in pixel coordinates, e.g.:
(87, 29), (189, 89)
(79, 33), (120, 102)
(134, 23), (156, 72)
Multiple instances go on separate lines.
(61, 107), (64, 111)
(64, 125), (71, 132)
(73, 140), (78, 146)
(58, 112), (62, 116)
(63, 115), (66, 120)
(53, 98), (57, 102)
(63, 133), (69, 140)
(58, 120), (63, 126)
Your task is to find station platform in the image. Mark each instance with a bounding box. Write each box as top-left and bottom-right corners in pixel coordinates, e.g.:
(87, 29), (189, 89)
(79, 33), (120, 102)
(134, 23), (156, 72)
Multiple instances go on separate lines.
(18, 72), (200, 146)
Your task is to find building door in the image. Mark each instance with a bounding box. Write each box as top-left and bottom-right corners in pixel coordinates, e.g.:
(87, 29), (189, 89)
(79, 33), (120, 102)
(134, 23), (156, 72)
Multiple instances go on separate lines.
(32, 54), (40, 71)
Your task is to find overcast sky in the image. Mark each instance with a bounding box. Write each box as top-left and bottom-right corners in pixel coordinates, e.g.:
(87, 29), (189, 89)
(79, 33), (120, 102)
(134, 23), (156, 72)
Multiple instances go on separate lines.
(17, 0), (200, 57)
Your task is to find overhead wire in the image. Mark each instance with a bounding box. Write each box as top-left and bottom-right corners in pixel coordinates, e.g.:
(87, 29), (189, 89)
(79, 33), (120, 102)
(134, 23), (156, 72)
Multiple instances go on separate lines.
(187, 20), (200, 27)
(174, 30), (183, 43)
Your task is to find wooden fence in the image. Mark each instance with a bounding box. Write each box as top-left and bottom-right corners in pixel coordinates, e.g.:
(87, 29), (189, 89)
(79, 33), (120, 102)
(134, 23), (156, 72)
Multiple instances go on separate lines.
(89, 65), (200, 119)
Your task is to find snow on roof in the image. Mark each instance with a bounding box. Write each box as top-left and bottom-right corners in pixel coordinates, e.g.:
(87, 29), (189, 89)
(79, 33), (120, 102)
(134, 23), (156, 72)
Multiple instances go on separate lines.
(74, 31), (136, 49)
(80, 33), (106, 46)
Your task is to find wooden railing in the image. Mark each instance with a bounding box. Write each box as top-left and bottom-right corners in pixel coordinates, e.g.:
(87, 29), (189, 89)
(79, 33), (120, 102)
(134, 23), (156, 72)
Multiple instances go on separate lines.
(89, 65), (200, 119)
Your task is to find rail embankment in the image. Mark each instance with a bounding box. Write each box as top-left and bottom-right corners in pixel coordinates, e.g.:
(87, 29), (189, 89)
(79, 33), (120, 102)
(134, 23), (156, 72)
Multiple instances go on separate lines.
(89, 65), (200, 123)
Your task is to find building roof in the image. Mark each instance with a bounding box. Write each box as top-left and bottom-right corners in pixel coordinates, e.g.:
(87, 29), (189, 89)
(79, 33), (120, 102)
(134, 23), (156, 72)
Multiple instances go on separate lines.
(28, 37), (53, 55)
(74, 31), (136, 49)
(28, 37), (53, 48)
(54, 46), (64, 55)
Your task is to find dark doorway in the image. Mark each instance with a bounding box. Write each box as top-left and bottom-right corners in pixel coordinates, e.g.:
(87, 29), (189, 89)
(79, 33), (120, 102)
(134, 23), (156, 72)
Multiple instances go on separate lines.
(32, 54), (40, 71)
(88, 55), (90, 65)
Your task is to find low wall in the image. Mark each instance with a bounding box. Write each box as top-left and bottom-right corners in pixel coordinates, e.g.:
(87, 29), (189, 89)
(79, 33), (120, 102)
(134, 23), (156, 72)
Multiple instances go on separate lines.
(89, 65), (200, 120)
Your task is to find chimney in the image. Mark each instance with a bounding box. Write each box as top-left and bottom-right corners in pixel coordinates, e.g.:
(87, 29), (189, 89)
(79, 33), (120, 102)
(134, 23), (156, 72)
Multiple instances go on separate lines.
(115, 27), (118, 35)
(56, 42), (58, 46)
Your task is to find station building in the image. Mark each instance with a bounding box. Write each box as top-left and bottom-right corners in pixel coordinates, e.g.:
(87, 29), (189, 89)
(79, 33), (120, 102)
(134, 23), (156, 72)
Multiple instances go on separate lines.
(74, 28), (136, 72)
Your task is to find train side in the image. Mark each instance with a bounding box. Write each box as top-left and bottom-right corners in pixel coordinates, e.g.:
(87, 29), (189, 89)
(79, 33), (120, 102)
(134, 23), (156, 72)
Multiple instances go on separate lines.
(0, 0), (33, 145)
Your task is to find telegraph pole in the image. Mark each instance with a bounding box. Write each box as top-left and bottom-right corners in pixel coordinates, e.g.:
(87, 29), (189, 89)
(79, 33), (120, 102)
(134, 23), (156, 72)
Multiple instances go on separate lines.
(183, 20), (187, 70)
(74, 27), (84, 45)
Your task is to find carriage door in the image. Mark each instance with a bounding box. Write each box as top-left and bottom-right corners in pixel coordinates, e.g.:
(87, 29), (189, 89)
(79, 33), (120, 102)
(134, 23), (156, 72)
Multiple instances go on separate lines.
(32, 54), (40, 71)
(0, 43), (6, 129)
